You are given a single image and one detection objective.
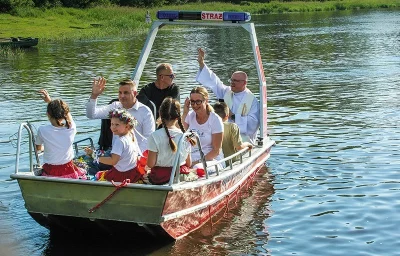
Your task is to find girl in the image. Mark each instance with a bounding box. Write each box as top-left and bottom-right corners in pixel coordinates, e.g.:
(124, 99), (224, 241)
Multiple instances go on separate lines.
(182, 87), (225, 173)
(95, 109), (143, 183)
(147, 97), (196, 185)
(35, 89), (86, 179)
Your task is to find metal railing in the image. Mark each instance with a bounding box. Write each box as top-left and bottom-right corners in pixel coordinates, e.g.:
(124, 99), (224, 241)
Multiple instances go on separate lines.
(168, 131), (252, 185)
(14, 122), (95, 175)
(15, 122), (40, 174)
(73, 137), (94, 157)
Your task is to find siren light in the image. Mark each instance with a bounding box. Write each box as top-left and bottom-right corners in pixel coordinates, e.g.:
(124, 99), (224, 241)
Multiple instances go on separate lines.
(156, 11), (251, 23)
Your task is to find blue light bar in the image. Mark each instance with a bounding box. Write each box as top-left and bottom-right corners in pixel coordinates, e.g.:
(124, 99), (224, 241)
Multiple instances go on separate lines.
(156, 11), (251, 22)
(223, 12), (250, 22)
(157, 11), (179, 20)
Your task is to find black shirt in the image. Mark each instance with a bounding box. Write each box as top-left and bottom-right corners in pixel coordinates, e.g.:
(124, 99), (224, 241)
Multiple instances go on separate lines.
(137, 82), (180, 119)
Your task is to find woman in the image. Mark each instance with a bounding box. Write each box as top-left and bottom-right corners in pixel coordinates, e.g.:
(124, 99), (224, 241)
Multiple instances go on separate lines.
(183, 87), (224, 171)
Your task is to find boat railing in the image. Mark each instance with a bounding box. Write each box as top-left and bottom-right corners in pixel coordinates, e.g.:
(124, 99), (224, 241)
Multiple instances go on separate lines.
(148, 99), (157, 127)
(222, 146), (252, 169)
(168, 130), (252, 185)
(73, 137), (94, 157)
(15, 122), (41, 175)
(169, 131), (195, 185)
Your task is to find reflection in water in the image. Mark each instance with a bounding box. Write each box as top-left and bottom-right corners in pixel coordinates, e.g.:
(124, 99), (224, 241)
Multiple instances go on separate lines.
(159, 166), (274, 256)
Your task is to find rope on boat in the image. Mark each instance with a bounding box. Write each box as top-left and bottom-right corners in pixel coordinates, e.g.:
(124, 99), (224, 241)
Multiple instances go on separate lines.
(88, 179), (130, 213)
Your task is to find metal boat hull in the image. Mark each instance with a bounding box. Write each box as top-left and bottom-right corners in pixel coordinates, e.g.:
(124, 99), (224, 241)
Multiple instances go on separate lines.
(11, 143), (273, 239)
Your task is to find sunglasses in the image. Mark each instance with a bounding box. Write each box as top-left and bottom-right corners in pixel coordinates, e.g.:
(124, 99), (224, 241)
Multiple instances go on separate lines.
(160, 73), (175, 79)
(190, 100), (203, 105)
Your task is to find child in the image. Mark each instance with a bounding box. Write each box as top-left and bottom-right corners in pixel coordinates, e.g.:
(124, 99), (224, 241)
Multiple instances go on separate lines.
(35, 89), (86, 179)
(213, 102), (253, 166)
(147, 97), (196, 185)
(95, 109), (143, 183)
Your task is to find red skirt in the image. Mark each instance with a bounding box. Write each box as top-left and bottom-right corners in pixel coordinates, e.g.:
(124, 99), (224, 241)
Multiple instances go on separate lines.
(149, 165), (189, 185)
(42, 161), (87, 179)
(103, 166), (143, 183)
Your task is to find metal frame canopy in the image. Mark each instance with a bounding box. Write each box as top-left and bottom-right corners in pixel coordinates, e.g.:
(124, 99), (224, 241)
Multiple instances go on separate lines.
(131, 10), (268, 145)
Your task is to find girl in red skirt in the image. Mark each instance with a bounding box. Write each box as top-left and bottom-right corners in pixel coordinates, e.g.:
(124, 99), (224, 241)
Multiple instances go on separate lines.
(95, 109), (143, 183)
(35, 89), (86, 179)
(147, 97), (196, 185)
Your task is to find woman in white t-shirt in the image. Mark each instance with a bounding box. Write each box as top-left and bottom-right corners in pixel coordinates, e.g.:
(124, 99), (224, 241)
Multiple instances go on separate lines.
(35, 89), (86, 179)
(183, 87), (224, 171)
(147, 97), (196, 185)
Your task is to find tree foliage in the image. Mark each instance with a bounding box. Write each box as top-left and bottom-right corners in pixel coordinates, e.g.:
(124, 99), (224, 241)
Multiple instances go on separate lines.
(0, 0), (34, 12)
(0, 0), (371, 13)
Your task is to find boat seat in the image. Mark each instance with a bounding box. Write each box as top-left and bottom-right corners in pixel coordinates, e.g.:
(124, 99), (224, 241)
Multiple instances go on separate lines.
(136, 94), (157, 124)
(98, 98), (118, 150)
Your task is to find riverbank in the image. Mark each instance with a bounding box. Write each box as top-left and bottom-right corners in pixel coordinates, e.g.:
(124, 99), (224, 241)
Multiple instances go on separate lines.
(0, 0), (399, 41)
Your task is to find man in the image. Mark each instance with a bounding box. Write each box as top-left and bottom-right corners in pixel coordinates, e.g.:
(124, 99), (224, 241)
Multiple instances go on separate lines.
(196, 48), (260, 144)
(86, 77), (155, 152)
(137, 63), (180, 120)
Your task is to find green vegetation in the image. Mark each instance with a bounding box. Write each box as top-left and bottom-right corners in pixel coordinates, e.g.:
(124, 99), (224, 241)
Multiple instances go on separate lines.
(0, 1), (399, 41)
(0, 7), (150, 41)
(0, 45), (25, 58)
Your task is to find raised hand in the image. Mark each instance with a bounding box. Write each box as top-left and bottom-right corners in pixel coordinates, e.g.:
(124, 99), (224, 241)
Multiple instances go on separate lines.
(38, 89), (51, 103)
(184, 97), (191, 113)
(182, 97), (191, 131)
(91, 76), (106, 99)
(197, 48), (205, 70)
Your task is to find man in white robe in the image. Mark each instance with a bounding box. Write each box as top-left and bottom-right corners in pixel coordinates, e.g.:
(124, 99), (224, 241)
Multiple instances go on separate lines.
(196, 48), (260, 144)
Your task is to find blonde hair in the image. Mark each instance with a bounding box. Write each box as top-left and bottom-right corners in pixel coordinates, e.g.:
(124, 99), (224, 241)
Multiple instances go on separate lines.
(190, 86), (214, 114)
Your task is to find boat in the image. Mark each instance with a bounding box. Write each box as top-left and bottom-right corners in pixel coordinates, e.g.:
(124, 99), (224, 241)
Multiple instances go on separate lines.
(10, 11), (275, 240)
(0, 37), (39, 48)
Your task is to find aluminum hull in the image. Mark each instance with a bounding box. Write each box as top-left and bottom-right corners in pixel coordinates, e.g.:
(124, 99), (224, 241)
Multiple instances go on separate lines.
(11, 141), (274, 239)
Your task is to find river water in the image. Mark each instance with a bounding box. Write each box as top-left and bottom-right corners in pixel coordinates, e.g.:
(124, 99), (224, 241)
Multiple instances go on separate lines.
(1, 9), (399, 256)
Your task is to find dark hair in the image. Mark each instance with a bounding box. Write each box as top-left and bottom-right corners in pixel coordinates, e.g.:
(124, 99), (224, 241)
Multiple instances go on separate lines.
(213, 102), (229, 119)
(159, 97), (196, 152)
(47, 99), (71, 128)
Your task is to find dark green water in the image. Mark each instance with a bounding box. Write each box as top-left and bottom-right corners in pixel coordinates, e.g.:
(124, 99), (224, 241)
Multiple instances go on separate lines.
(0, 9), (399, 256)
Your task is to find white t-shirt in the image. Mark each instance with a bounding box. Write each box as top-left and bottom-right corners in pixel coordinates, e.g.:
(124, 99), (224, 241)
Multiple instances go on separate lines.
(111, 133), (140, 172)
(35, 120), (76, 165)
(147, 127), (191, 167)
(185, 111), (224, 162)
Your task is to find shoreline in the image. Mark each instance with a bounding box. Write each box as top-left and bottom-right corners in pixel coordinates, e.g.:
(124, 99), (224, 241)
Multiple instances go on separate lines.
(0, 1), (399, 41)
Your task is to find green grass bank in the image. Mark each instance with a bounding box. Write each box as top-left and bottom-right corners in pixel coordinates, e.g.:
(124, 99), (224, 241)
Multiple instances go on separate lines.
(1, 0), (399, 41)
